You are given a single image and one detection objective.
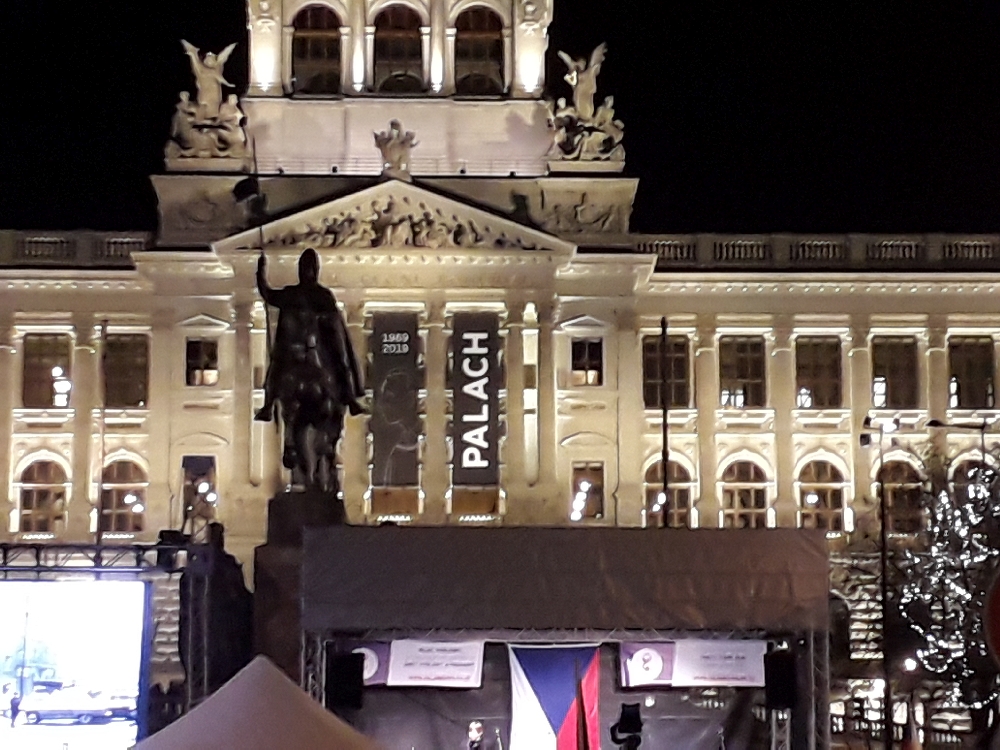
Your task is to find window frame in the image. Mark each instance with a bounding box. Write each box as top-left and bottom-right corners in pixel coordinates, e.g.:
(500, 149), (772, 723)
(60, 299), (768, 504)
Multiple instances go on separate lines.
(948, 336), (995, 409)
(104, 333), (149, 408)
(22, 333), (72, 409)
(720, 460), (770, 529)
(99, 460), (148, 533)
(453, 7), (505, 96)
(373, 5), (425, 93)
(570, 462), (604, 520)
(570, 337), (604, 387)
(644, 460), (695, 528)
(642, 334), (691, 409)
(795, 336), (843, 409)
(718, 336), (766, 408)
(17, 460), (69, 534)
(185, 338), (220, 387)
(796, 460), (846, 531)
(871, 336), (919, 409)
(877, 461), (925, 534)
(292, 5), (344, 95)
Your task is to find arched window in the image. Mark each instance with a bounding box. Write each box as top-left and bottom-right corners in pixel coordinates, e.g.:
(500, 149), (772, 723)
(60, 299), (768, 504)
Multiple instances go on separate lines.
(877, 461), (924, 534)
(374, 6), (424, 93)
(721, 461), (769, 529)
(951, 460), (993, 503)
(798, 460), (845, 531)
(293, 6), (343, 95)
(644, 461), (694, 528)
(454, 7), (504, 95)
(18, 461), (68, 533)
(100, 461), (147, 533)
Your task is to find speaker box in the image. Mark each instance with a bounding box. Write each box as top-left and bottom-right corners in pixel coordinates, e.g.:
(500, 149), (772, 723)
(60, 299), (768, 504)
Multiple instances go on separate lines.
(325, 652), (365, 710)
(764, 650), (797, 710)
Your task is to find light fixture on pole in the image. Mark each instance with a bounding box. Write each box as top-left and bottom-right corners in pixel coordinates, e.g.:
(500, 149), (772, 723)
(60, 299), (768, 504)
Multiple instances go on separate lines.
(859, 415), (899, 749)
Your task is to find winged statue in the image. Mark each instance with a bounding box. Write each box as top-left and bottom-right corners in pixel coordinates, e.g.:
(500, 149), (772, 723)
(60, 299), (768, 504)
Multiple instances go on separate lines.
(557, 42), (607, 122)
(182, 40), (237, 120)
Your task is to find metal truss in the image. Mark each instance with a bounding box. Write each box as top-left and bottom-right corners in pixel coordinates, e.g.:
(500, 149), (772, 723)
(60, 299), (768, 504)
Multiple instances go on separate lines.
(301, 630), (325, 703)
(769, 709), (791, 750)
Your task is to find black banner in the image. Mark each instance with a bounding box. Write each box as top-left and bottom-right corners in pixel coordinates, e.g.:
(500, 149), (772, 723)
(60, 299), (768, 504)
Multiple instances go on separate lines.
(370, 313), (421, 486)
(452, 313), (501, 486)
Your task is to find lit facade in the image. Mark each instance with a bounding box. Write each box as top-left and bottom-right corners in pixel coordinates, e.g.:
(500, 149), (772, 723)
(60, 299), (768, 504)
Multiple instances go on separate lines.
(2, 0), (998, 741)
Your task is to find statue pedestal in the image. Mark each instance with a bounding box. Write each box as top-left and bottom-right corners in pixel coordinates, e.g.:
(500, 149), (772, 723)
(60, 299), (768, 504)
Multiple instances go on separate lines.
(254, 490), (345, 681)
(547, 159), (626, 174)
(164, 156), (251, 173)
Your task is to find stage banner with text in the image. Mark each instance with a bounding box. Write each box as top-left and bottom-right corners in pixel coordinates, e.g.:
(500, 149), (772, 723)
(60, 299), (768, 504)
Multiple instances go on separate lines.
(370, 313), (421, 486)
(451, 313), (501, 486)
(386, 639), (485, 688)
(671, 639), (766, 687)
(619, 642), (676, 687)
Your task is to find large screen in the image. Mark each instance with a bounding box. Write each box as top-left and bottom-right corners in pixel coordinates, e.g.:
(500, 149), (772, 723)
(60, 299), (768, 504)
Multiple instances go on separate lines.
(0, 580), (148, 750)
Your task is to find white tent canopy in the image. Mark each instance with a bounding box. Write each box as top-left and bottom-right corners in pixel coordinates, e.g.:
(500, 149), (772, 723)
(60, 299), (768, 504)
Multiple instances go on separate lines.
(135, 656), (383, 750)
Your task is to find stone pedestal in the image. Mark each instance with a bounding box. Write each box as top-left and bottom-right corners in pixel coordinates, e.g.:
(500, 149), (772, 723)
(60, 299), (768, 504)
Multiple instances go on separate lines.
(254, 490), (344, 681)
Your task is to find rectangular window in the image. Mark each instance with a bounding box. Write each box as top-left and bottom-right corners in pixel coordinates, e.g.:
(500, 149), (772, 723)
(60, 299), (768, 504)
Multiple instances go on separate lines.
(795, 337), (842, 409)
(104, 334), (149, 408)
(570, 462), (604, 520)
(949, 337), (995, 409)
(642, 335), (690, 409)
(186, 339), (219, 387)
(718, 336), (766, 407)
(22, 334), (72, 408)
(570, 338), (603, 386)
(871, 337), (918, 409)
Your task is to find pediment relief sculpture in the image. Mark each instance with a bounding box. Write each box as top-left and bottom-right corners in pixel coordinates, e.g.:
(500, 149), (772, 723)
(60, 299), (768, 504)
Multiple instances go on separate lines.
(274, 196), (548, 252)
(165, 41), (249, 161)
(532, 191), (625, 234)
(548, 43), (625, 162)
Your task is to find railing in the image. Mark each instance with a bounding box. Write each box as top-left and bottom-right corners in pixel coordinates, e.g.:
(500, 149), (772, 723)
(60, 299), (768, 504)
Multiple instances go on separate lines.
(0, 231), (150, 268)
(630, 233), (1000, 271)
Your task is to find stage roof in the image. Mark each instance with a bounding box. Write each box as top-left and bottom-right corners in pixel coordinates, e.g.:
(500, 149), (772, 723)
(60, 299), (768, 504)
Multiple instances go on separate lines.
(301, 527), (829, 634)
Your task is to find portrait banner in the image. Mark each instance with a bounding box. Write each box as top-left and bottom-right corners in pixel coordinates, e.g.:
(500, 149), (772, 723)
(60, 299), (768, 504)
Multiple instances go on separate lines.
(451, 313), (501, 486)
(370, 313), (421, 486)
(619, 642), (676, 687)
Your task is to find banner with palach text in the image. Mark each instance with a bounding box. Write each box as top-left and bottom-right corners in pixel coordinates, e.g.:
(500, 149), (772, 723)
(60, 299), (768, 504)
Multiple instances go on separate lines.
(451, 312), (501, 486)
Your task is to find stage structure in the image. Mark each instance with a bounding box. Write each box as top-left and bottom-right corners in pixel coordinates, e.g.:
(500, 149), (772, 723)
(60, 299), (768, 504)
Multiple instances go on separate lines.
(300, 526), (831, 750)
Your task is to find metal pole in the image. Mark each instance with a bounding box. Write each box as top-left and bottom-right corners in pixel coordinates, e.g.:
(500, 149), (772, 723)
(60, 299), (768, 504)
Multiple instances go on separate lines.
(878, 427), (892, 749)
(660, 316), (669, 527)
(95, 319), (108, 545)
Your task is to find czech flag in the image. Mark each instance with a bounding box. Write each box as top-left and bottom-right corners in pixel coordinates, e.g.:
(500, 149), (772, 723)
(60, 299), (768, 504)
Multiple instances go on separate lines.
(508, 645), (600, 750)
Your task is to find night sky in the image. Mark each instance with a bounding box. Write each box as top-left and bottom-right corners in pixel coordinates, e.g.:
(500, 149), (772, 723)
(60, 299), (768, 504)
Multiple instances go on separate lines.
(4, 1), (1000, 234)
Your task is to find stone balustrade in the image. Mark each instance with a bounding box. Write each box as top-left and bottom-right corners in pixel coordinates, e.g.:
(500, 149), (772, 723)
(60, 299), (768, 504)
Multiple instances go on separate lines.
(0, 230), (150, 268)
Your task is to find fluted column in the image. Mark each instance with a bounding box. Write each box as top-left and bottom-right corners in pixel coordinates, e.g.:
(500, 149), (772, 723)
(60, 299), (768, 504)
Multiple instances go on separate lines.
(537, 300), (557, 489)
(694, 317), (720, 527)
(503, 300), (526, 512)
(926, 319), (949, 455)
(423, 301), (448, 523)
(341, 298), (368, 520)
(69, 315), (99, 540)
(0, 314), (14, 541)
(772, 319), (797, 527)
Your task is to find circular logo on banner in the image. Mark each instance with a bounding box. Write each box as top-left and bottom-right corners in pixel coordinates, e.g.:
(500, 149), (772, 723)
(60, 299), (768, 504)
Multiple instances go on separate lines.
(352, 647), (379, 681)
(626, 648), (664, 683)
(985, 572), (1000, 669)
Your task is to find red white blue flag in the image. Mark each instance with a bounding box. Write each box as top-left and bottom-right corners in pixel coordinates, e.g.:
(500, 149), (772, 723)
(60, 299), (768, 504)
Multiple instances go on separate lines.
(508, 645), (600, 750)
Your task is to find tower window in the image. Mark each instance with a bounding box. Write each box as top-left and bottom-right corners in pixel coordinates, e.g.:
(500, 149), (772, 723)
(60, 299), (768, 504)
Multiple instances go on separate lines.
(292, 6), (343, 95)
(374, 6), (424, 93)
(454, 8), (504, 95)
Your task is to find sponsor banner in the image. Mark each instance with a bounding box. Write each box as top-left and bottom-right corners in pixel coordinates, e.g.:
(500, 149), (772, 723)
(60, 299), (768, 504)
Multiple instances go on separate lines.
(370, 313), (421, 486)
(347, 641), (391, 686)
(387, 639), (485, 688)
(672, 639), (767, 687)
(619, 642), (676, 687)
(452, 313), (501, 486)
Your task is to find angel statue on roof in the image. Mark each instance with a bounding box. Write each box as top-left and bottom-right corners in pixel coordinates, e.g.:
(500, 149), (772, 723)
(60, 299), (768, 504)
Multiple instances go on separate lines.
(182, 40), (237, 120)
(548, 43), (624, 162)
(558, 42), (606, 121)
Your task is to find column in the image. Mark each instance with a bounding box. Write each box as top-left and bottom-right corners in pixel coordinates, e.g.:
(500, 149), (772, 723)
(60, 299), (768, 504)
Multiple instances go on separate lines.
(225, 300), (258, 542)
(925, 319), (949, 458)
(443, 28), (457, 95)
(503, 300), (526, 513)
(341, 299), (368, 519)
(429, 0), (447, 93)
(848, 315), (873, 506)
(420, 26), (432, 90)
(282, 26), (295, 94)
(339, 26), (353, 93)
(616, 313), (644, 527)
(69, 315), (98, 540)
(423, 301), (448, 522)
(364, 26), (376, 90)
(536, 300), (557, 489)
(146, 309), (173, 533)
(772, 319), (797, 527)
(694, 316), (720, 527)
(0, 314), (14, 541)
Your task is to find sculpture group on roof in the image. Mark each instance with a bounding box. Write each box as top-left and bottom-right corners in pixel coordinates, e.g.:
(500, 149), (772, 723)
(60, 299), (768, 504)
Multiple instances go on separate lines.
(374, 120), (418, 181)
(547, 43), (625, 162)
(166, 41), (249, 161)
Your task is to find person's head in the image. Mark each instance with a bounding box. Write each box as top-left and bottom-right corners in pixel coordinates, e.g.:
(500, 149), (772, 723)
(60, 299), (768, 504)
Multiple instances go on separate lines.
(298, 248), (320, 285)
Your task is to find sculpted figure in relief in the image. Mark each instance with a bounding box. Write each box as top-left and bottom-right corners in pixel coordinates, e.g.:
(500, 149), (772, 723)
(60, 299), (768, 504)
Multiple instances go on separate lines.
(166, 42), (248, 161)
(548, 43), (625, 162)
(374, 120), (418, 180)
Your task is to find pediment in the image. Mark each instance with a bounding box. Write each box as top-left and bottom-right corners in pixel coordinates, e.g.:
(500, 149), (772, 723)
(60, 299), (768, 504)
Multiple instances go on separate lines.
(560, 431), (614, 447)
(178, 313), (230, 330)
(213, 180), (576, 256)
(558, 314), (611, 331)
